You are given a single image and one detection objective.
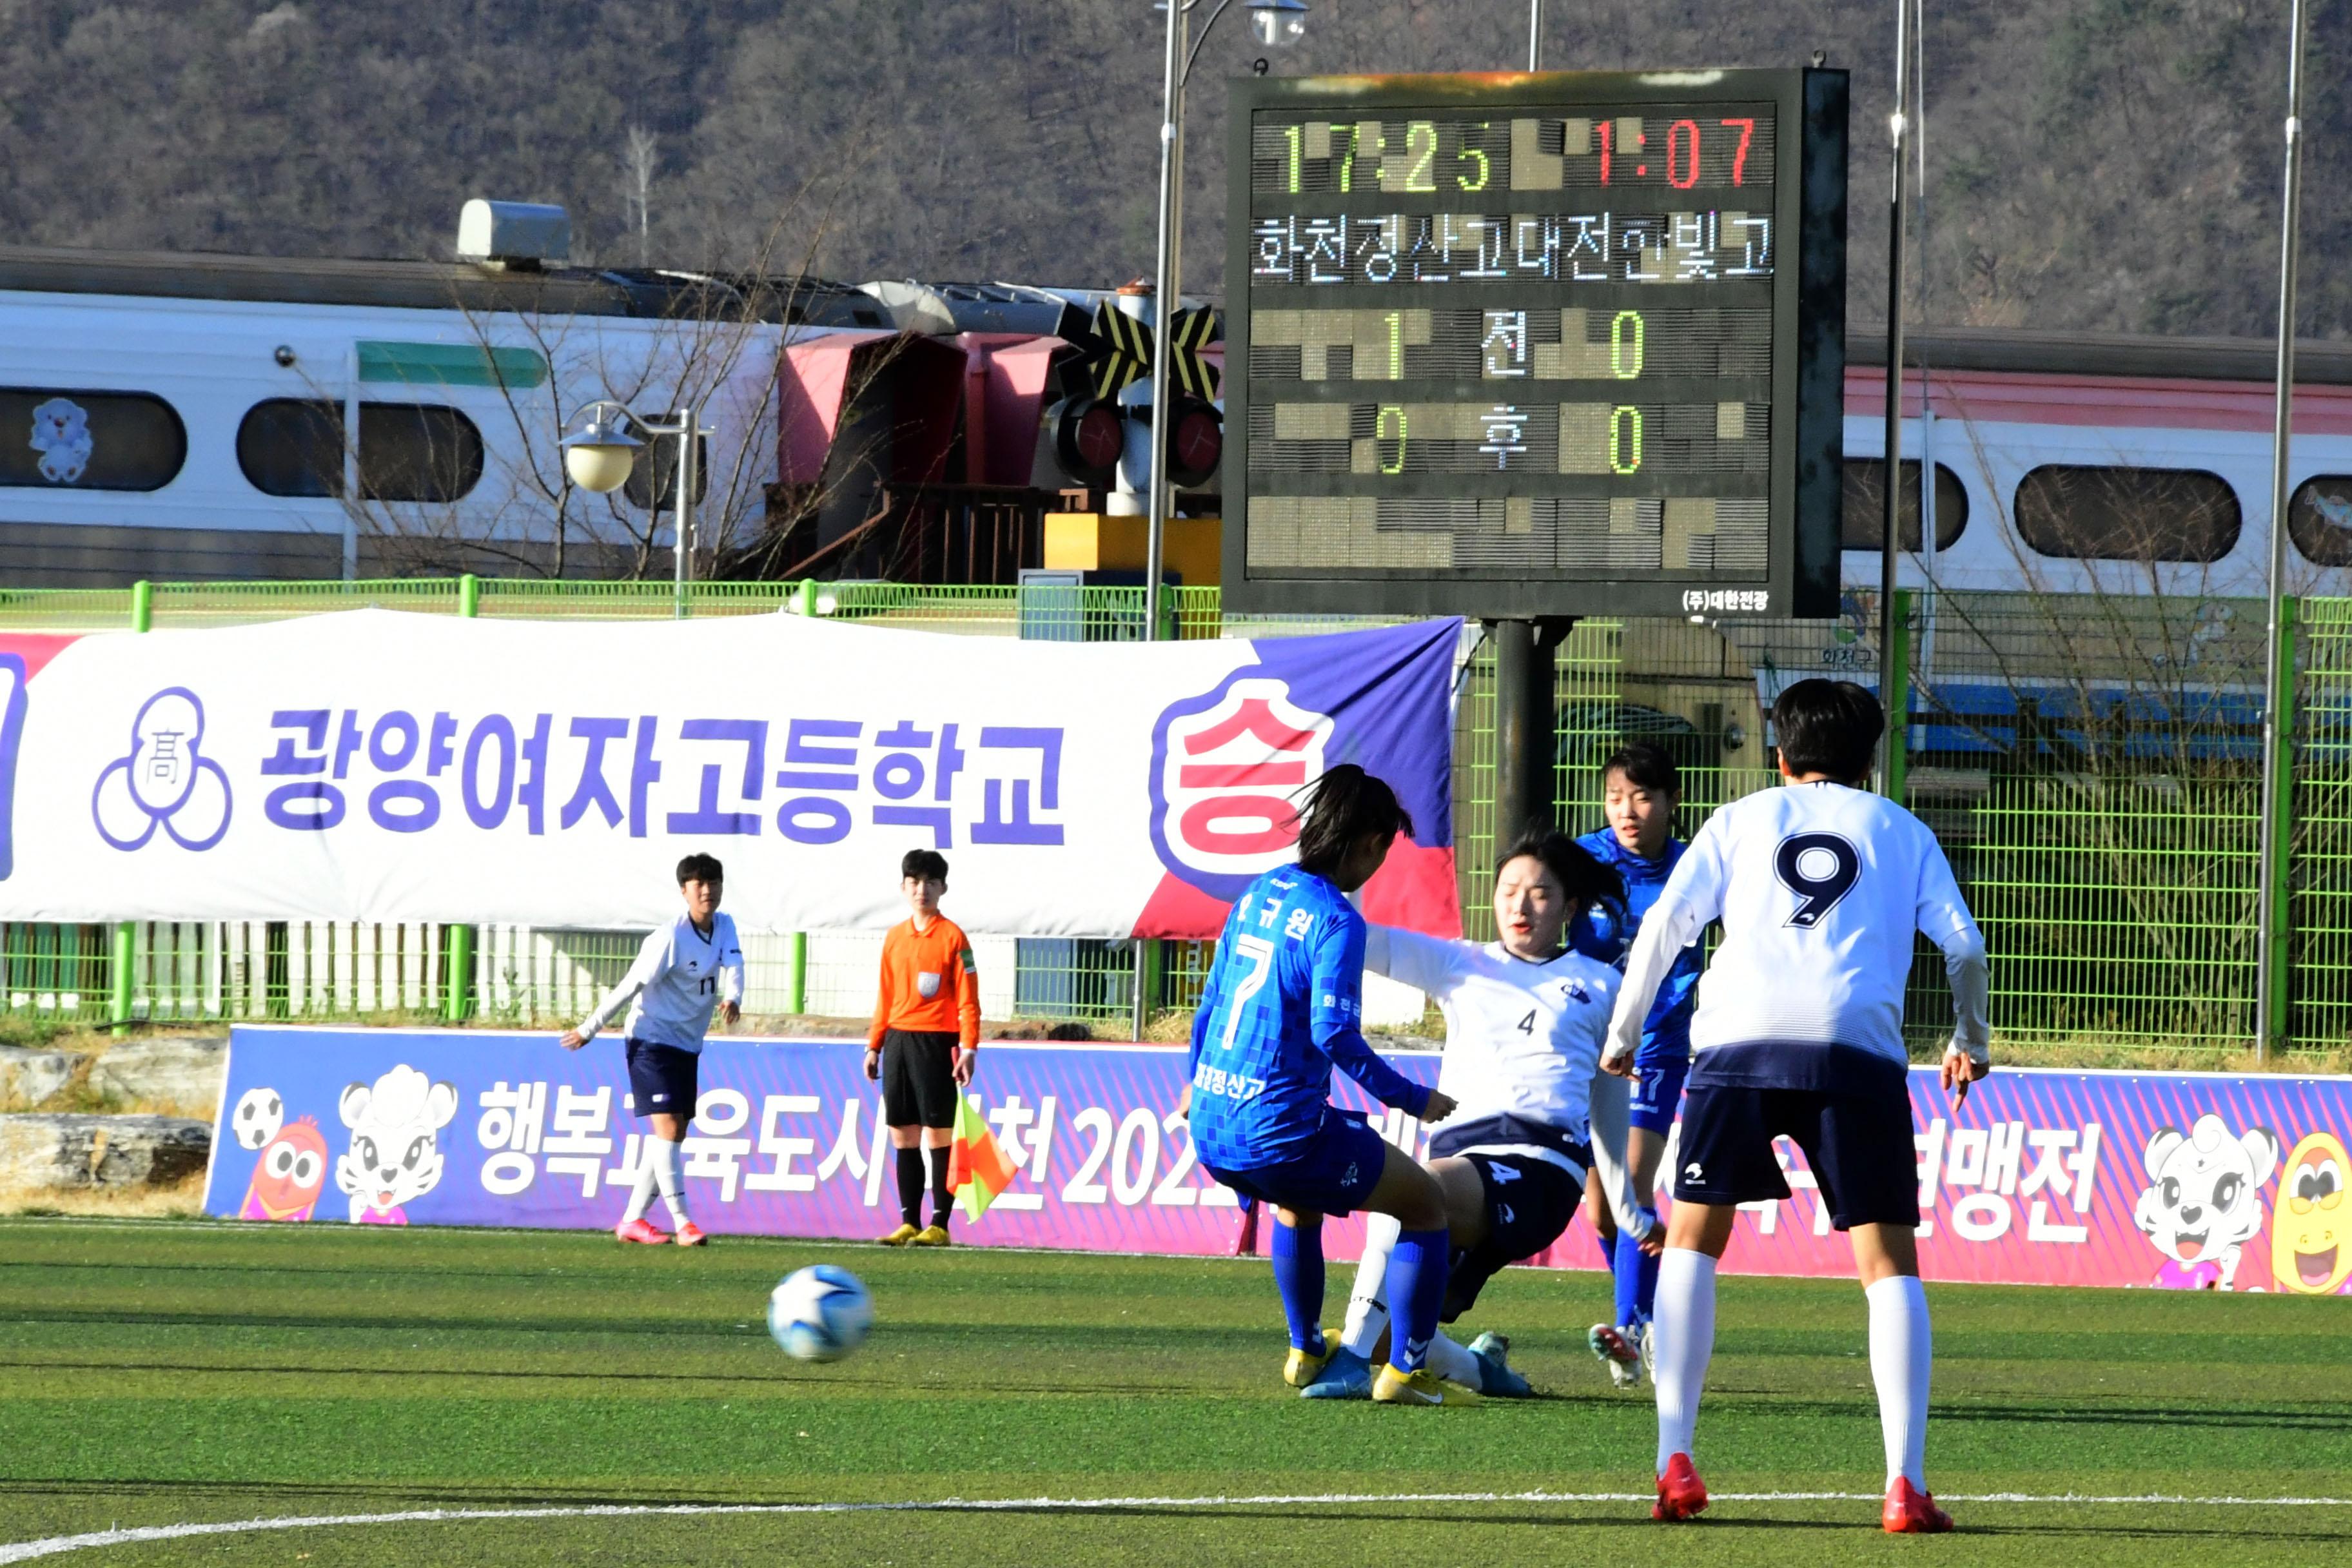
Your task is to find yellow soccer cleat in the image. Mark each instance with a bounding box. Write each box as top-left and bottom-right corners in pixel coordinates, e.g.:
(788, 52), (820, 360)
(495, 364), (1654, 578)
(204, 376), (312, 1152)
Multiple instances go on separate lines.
(911, 1225), (953, 1247)
(1372, 1364), (1479, 1406)
(877, 1222), (920, 1246)
(1282, 1335), (1335, 1389)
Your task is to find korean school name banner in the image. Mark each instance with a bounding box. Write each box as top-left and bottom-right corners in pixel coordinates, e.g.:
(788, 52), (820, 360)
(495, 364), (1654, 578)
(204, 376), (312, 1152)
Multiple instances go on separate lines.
(211, 1027), (2352, 1297)
(0, 609), (1462, 940)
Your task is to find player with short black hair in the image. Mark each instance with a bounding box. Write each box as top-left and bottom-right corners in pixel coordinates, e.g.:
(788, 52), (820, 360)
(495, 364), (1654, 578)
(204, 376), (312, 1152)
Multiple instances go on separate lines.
(1572, 741), (1702, 1386)
(869, 848), (981, 1247)
(1605, 678), (1990, 1532)
(1184, 765), (1465, 1405)
(1302, 829), (1652, 1400)
(561, 853), (744, 1247)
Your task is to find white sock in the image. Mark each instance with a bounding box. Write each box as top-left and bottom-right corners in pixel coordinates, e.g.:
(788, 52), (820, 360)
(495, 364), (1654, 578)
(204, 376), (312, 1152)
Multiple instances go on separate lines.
(1653, 1247), (1718, 1476)
(1340, 1213), (1401, 1358)
(649, 1137), (690, 1226)
(1866, 1274), (1932, 1491)
(1426, 1330), (1480, 1387)
(620, 1139), (658, 1224)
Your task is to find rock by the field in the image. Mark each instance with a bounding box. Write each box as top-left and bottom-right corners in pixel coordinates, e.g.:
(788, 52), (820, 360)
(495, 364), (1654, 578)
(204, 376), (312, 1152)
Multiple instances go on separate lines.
(0, 1114), (211, 1191)
(88, 1036), (228, 1112)
(0, 1046), (84, 1107)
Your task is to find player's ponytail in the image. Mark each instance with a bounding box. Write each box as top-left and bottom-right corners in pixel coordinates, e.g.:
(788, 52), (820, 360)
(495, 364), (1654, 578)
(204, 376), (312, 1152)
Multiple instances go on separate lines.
(1496, 828), (1626, 926)
(1293, 764), (1414, 879)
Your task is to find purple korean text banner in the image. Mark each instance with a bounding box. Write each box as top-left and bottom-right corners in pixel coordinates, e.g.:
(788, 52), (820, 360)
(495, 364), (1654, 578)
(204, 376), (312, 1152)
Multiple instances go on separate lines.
(207, 1028), (2352, 1296)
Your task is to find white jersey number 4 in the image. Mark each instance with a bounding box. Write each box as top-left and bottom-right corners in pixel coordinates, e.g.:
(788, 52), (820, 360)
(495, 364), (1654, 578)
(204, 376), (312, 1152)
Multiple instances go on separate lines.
(1774, 831), (1861, 928)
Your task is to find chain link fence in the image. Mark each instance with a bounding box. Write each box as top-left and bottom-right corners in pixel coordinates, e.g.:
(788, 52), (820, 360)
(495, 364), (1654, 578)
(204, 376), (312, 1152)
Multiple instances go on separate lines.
(0, 575), (2344, 1059)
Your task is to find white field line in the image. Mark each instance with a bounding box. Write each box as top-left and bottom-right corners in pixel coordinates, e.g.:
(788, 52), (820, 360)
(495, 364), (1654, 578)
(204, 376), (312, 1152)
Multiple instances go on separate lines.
(6, 1489), (2351, 1563)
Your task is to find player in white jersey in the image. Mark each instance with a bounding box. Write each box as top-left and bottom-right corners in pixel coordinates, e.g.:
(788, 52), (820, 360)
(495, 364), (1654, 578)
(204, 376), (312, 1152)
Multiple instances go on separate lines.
(562, 852), (746, 1247)
(1604, 680), (1990, 1533)
(1299, 829), (1657, 1400)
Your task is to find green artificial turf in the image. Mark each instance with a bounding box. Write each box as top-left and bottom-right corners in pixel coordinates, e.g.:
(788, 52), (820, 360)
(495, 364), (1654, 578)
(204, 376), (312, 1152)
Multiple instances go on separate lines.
(2, 1217), (2348, 1565)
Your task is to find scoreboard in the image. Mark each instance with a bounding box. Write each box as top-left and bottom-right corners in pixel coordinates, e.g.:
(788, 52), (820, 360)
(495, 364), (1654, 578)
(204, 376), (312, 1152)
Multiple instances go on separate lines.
(1221, 69), (1847, 620)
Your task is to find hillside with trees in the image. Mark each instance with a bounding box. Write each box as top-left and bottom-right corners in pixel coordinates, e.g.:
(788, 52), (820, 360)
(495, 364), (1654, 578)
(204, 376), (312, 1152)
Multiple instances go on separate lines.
(1, 0), (2345, 338)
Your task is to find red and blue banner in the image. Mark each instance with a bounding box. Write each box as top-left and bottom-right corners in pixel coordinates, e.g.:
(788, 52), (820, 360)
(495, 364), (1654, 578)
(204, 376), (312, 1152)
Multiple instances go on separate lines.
(0, 612), (1462, 942)
(209, 1026), (2351, 1296)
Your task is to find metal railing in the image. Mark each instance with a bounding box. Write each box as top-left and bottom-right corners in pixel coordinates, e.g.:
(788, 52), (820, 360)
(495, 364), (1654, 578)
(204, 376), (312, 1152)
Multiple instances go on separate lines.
(2, 574), (2346, 1060)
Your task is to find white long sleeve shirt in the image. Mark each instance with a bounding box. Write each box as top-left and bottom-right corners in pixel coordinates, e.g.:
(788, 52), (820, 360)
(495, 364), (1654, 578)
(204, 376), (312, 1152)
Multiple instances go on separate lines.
(1605, 781), (1989, 1092)
(575, 912), (745, 1053)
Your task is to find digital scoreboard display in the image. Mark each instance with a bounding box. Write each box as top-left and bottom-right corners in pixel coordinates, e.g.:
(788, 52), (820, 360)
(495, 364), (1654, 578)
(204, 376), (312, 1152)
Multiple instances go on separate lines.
(1222, 69), (1847, 620)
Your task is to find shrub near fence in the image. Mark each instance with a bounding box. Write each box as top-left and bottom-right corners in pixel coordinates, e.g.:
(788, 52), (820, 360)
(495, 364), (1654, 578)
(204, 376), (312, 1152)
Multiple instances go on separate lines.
(0, 576), (2344, 1062)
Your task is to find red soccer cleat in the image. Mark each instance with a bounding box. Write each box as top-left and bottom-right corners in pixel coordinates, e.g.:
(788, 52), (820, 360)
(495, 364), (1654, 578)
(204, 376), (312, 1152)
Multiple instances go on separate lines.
(672, 1221), (708, 1248)
(1882, 1477), (1954, 1534)
(1652, 1453), (1709, 1522)
(614, 1217), (669, 1246)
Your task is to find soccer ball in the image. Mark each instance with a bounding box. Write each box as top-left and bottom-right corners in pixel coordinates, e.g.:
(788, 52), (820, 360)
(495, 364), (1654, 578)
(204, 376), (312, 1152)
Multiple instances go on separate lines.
(231, 1088), (284, 1152)
(767, 1264), (874, 1362)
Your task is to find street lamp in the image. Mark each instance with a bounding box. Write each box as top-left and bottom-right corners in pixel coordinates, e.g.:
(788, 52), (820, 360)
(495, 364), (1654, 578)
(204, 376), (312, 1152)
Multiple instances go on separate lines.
(1142, 0), (1309, 651)
(561, 398), (709, 618)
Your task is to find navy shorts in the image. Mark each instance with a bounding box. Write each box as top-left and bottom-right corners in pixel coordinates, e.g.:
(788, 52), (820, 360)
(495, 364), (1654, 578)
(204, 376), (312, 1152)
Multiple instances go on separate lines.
(1673, 1083), (1920, 1230)
(1444, 1152), (1585, 1320)
(1204, 1112), (1389, 1219)
(1629, 1051), (1690, 1137)
(624, 1039), (700, 1120)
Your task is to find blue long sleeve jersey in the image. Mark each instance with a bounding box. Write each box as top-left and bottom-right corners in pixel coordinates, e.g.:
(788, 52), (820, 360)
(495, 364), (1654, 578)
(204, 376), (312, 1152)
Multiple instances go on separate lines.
(1186, 865), (1433, 1171)
(1569, 828), (1702, 1063)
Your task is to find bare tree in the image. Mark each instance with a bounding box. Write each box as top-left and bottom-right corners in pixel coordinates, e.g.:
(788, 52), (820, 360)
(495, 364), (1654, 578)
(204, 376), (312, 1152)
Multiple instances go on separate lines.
(624, 126), (658, 268)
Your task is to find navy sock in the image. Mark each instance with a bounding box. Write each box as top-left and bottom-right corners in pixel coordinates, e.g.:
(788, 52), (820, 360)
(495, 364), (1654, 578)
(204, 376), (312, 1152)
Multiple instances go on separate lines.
(1384, 1226), (1451, 1373)
(894, 1146), (925, 1227)
(1269, 1216), (1326, 1353)
(1613, 1228), (1647, 1328)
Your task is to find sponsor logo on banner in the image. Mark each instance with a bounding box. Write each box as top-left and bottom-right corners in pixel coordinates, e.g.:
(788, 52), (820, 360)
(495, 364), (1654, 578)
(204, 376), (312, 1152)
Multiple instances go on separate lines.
(1150, 674), (1333, 897)
(90, 687), (233, 852)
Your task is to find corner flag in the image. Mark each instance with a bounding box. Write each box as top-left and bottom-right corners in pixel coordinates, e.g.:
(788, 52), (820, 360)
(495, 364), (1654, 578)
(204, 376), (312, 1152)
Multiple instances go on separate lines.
(947, 1092), (1018, 1222)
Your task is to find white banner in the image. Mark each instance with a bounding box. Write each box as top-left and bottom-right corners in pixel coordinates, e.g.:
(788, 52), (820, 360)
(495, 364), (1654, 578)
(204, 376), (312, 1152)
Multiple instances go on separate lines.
(0, 610), (1462, 937)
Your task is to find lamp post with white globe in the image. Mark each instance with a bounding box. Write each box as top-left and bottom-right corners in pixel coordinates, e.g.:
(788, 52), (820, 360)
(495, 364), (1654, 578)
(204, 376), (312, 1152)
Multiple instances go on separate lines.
(561, 399), (710, 618)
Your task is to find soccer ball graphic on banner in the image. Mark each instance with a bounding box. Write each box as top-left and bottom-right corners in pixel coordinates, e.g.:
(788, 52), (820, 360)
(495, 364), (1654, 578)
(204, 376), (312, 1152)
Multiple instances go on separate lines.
(767, 1265), (874, 1362)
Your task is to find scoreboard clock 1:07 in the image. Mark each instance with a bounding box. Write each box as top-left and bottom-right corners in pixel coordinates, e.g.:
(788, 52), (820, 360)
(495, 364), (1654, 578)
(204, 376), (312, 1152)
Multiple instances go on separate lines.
(1220, 68), (1847, 620)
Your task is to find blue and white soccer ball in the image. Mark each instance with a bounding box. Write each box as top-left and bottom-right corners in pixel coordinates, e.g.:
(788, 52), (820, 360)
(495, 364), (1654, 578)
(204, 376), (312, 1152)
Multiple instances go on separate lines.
(767, 1264), (874, 1362)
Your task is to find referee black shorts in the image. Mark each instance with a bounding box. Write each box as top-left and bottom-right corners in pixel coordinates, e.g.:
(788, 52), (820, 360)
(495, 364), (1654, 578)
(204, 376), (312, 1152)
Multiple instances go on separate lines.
(881, 1028), (961, 1129)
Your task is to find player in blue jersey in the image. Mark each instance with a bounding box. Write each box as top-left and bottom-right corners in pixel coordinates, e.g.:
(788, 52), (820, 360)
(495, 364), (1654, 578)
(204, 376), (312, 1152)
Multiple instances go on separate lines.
(1571, 743), (1703, 1386)
(1184, 765), (1465, 1406)
(1605, 681), (1990, 1532)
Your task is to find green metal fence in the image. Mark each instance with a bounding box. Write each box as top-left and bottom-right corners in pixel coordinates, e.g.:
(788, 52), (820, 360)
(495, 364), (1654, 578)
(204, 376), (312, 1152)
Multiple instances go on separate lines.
(0, 574), (2344, 1057)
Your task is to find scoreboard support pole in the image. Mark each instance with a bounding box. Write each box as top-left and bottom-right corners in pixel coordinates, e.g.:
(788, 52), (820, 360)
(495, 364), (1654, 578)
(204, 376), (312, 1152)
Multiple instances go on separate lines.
(1489, 618), (1575, 848)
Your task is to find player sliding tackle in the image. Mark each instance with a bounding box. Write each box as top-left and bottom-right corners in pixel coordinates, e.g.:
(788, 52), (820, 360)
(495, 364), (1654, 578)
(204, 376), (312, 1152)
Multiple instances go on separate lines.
(1302, 828), (1658, 1400)
(1183, 765), (1467, 1406)
(1603, 680), (1991, 1533)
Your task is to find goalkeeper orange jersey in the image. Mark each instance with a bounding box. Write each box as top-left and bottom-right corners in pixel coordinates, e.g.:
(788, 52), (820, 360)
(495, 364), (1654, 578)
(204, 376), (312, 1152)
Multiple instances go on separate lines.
(869, 916), (981, 1050)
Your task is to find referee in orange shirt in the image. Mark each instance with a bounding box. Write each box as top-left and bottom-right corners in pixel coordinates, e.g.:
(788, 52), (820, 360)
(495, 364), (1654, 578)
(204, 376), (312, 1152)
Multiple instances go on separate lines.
(869, 848), (981, 1246)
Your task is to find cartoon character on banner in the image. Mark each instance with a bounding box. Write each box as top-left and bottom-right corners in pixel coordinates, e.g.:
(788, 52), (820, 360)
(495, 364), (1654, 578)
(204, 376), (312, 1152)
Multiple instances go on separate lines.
(2132, 1114), (2279, 1289)
(336, 1064), (458, 1224)
(240, 1117), (330, 1221)
(2271, 1132), (2350, 1296)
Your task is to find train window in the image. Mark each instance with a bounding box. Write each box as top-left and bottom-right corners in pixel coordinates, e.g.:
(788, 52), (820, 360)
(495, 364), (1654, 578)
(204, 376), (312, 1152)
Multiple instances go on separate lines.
(1, 388), (186, 491)
(2288, 476), (2352, 567)
(2013, 464), (2241, 562)
(622, 435), (710, 511)
(1841, 460), (1969, 550)
(238, 400), (483, 502)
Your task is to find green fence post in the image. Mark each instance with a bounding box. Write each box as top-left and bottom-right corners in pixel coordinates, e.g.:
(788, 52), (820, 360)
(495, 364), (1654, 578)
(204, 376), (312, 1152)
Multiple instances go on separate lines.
(787, 933), (808, 1016)
(1885, 587), (1910, 806)
(447, 574), (482, 1021)
(796, 578), (816, 618)
(2267, 595), (2299, 1055)
(111, 582), (153, 1035)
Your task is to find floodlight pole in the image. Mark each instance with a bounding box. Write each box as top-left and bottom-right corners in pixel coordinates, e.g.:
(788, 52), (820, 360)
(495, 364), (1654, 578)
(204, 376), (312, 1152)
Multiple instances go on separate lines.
(1876, 0), (1913, 796)
(2256, 0), (2310, 1063)
(1528, 0), (1542, 70)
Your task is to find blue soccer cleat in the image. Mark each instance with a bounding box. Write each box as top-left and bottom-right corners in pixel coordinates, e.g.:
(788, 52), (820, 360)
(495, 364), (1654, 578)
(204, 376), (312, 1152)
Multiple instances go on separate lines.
(1299, 1345), (1374, 1399)
(1467, 1331), (1533, 1397)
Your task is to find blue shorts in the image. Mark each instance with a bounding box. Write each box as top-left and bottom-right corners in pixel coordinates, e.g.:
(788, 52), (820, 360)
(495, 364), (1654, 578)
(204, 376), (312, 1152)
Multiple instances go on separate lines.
(1203, 1112), (1389, 1218)
(1673, 1083), (1920, 1230)
(624, 1039), (700, 1119)
(1629, 1051), (1690, 1137)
